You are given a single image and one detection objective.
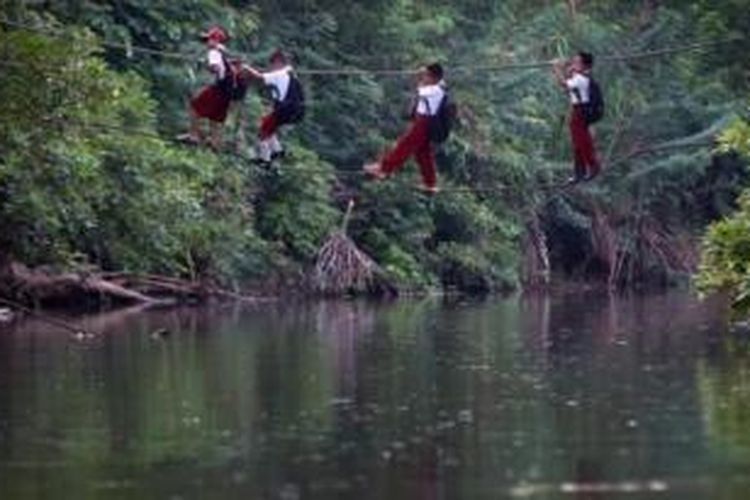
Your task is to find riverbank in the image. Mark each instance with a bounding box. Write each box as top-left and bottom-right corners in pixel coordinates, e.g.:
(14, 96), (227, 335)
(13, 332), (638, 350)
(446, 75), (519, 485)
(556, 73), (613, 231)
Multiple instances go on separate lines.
(0, 253), (707, 324)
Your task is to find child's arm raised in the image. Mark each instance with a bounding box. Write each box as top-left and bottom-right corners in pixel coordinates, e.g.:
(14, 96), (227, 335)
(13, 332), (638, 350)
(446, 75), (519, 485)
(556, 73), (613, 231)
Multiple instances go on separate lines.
(241, 64), (265, 81)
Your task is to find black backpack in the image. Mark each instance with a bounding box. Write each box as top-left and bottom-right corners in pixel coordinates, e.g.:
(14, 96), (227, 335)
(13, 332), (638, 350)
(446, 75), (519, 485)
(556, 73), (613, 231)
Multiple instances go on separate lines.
(583, 78), (604, 125)
(273, 74), (305, 125)
(428, 92), (457, 144)
(216, 53), (248, 101)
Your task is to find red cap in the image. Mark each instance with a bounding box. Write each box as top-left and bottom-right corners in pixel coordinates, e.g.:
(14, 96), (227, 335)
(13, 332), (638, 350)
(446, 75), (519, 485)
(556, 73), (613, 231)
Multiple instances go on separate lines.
(200, 26), (229, 43)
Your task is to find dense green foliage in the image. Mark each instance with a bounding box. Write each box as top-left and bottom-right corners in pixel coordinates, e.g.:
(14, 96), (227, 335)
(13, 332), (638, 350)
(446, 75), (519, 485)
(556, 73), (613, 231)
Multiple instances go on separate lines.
(0, 0), (747, 294)
(697, 193), (750, 311)
(683, 1), (750, 313)
(697, 118), (750, 313)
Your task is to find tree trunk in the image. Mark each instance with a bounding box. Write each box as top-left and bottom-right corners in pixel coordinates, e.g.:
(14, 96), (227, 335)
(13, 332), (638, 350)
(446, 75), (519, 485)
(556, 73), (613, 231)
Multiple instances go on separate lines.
(0, 261), (267, 310)
(1, 261), (163, 305)
(522, 213), (551, 290)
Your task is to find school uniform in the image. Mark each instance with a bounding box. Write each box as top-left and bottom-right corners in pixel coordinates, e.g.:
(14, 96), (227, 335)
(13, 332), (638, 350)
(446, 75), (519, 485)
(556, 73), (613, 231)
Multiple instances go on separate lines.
(566, 72), (600, 178)
(256, 66), (294, 161)
(190, 46), (232, 123)
(380, 82), (445, 189)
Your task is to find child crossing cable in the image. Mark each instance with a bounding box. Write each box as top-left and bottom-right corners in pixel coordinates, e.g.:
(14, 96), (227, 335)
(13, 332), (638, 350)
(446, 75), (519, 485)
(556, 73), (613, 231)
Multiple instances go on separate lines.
(242, 50), (305, 167)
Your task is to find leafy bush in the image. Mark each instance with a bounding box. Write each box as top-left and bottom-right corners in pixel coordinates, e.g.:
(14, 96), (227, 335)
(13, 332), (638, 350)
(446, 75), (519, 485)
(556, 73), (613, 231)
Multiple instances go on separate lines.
(698, 192), (750, 313)
(0, 26), (268, 285)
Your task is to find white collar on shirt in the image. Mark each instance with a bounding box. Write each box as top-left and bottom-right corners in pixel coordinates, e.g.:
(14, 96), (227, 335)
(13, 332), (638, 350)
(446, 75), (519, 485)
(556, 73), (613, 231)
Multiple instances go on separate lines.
(418, 81), (446, 94)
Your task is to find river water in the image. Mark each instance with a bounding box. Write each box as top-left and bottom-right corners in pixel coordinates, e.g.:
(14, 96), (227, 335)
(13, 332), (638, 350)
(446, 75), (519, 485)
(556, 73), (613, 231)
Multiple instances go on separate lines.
(0, 291), (749, 499)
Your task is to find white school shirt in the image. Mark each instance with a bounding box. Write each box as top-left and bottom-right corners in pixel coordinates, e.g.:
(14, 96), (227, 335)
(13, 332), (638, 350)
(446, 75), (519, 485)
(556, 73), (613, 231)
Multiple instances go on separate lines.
(207, 46), (227, 80)
(415, 81), (446, 116)
(566, 72), (591, 105)
(263, 66), (293, 102)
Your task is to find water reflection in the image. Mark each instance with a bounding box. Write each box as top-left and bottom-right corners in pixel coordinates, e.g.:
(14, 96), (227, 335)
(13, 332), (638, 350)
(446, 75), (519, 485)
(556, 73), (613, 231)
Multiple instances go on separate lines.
(699, 333), (750, 458)
(0, 292), (748, 498)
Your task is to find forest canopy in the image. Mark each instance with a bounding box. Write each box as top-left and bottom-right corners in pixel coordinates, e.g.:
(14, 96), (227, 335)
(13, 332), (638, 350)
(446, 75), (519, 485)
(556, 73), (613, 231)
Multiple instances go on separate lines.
(0, 0), (748, 299)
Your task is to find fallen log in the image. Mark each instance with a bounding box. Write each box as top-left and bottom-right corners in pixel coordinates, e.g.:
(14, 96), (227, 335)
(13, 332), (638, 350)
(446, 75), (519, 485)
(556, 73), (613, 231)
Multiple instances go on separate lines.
(3, 261), (163, 305)
(101, 273), (272, 303)
(0, 261), (270, 309)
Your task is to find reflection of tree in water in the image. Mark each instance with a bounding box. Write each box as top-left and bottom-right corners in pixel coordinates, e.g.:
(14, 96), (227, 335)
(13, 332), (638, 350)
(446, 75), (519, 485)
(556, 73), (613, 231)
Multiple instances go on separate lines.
(523, 291), (726, 365)
(518, 292), (724, 493)
(573, 458), (606, 500)
(0, 331), (14, 458)
(520, 291), (617, 363)
(520, 292), (621, 490)
(0, 295), (738, 498)
(698, 335), (750, 455)
(314, 301), (376, 400)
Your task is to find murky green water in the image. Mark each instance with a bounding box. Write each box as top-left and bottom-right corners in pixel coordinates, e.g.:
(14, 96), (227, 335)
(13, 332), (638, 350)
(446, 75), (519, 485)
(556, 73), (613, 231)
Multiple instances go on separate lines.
(1, 291), (749, 499)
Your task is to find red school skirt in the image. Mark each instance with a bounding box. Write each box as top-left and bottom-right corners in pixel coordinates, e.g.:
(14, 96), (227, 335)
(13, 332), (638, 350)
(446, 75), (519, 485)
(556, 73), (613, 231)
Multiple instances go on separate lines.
(190, 84), (231, 123)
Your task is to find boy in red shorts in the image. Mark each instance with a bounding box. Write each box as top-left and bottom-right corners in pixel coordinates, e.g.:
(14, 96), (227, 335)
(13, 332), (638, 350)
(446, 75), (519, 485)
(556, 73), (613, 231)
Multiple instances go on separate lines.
(363, 63), (446, 195)
(242, 50), (305, 166)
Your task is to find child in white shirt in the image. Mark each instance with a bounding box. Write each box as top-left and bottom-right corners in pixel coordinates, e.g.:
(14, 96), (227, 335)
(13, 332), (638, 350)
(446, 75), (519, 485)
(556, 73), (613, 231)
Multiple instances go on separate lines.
(243, 50), (302, 165)
(554, 51), (601, 184)
(364, 63), (446, 194)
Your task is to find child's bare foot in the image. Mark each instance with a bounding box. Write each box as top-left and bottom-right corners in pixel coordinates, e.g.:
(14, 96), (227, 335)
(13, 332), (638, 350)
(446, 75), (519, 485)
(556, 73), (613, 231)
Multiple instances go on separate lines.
(417, 184), (440, 196)
(363, 162), (386, 180)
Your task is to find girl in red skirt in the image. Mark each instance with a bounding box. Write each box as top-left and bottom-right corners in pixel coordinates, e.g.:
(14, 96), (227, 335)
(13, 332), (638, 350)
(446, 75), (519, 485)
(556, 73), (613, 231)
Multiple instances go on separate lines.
(178, 26), (233, 150)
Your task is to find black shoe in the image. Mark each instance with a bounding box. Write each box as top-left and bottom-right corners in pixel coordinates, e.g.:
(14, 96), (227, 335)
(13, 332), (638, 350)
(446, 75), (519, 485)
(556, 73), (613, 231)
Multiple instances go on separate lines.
(271, 150), (286, 161)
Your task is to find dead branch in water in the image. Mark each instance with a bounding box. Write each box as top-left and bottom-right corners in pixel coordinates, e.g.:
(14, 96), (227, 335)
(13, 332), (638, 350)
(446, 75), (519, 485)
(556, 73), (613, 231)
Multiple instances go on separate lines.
(311, 200), (397, 296)
(586, 205), (698, 288)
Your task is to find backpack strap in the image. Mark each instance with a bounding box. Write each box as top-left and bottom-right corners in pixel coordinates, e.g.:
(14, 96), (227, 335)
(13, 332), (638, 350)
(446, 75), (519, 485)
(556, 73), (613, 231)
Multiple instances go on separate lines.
(218, 50), (230, 79)
(421, 96), (432, 116)
(571, 81), (586, 104)
(436, 91), (447, 113)
(218, 51), (240, 89)
(269, 84), (281, 102)
(419, 89), (450, 117)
